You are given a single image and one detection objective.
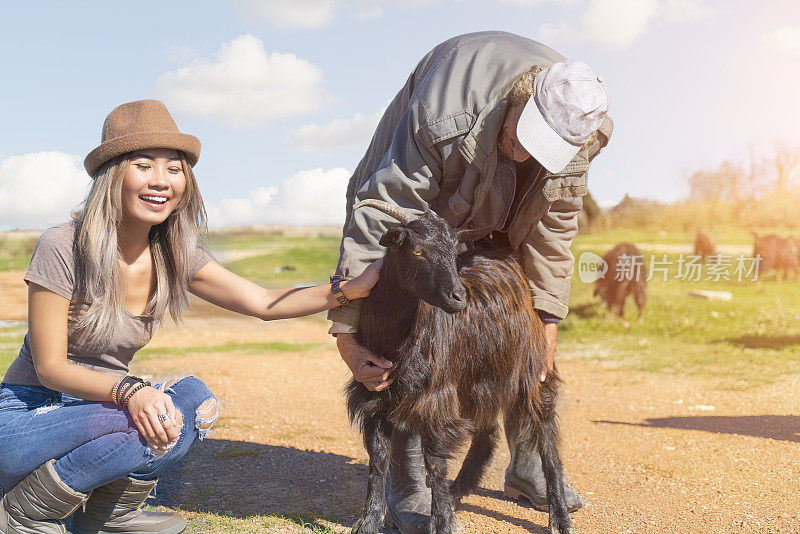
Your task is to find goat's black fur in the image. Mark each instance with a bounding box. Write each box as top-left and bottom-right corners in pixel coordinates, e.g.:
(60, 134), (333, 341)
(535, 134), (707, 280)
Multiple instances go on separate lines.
(347, 211), (573, 534)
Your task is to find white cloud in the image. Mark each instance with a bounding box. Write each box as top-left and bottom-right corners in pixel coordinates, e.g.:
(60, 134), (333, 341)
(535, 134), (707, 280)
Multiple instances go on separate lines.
(540, 0), (660, 48)
(155, 35), (329, 127)
(206, 167), (351, 227)
(227, 0), (337, 28)
(661, 0), (713, 23)
(205, 186), (279, 228)
(284, 111), (383, 154)
(538, 0), (713, 48)
(762, 26), (800, 56)
(0, 152), (90, 230)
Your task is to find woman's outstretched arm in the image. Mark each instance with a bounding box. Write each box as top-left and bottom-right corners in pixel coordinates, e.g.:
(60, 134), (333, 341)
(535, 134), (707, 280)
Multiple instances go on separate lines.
(188, 258), (382, 321)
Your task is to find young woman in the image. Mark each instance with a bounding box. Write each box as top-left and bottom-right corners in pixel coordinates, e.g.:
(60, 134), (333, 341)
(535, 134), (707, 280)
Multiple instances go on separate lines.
(0, 100), (382, 534)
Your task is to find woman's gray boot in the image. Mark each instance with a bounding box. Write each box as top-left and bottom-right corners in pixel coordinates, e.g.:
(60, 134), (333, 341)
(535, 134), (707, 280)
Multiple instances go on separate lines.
(503, 426), (584, 513)
(71, 477), (186, 534)
(0, 459), (88, 534)
(385, 431), (431, 534)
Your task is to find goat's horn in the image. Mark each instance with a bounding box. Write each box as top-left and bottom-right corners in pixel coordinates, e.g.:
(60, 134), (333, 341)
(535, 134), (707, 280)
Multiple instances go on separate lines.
(353, 199), (416, 225)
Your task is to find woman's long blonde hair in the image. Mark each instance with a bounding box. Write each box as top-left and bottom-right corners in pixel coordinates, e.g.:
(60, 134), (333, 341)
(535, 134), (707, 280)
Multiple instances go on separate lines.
(70, 151), (207, 349)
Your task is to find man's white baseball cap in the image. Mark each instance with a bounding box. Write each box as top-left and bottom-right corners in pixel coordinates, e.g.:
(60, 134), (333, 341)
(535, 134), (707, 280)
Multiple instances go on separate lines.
(516, 60), (609, 173)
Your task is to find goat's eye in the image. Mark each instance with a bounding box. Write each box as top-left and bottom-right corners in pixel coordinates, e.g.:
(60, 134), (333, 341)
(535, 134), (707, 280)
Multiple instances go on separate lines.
(412, 250), (423, 256)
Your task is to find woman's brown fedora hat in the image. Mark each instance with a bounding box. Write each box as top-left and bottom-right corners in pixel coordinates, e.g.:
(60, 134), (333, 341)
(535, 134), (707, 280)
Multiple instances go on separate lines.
(84, 99), (200, 177)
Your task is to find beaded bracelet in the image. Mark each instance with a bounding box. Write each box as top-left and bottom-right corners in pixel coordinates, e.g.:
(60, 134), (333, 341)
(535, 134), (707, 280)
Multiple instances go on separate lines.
(114, 376), (142, 405)
(110, 376), (125, 404)
(122, 381), (151, 407)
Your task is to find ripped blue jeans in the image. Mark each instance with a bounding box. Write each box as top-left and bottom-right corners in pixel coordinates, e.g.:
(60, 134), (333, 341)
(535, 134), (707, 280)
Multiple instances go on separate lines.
(0, 376), (217, 495)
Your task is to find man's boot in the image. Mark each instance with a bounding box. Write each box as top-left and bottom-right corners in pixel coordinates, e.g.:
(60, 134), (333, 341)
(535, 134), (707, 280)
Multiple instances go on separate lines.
(385, 431), (430, 534)
(0, 459), (88, 534)
(503, 425), (584, 513)
(71, 476), (186, 534)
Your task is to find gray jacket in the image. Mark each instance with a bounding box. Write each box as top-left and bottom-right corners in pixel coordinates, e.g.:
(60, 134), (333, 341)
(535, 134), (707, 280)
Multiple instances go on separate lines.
(330, 31), (612, 328)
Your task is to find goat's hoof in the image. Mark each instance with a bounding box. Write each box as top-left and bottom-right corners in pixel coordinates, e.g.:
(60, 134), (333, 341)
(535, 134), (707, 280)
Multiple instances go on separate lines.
(549, 517), (575, 534)
(350, 515), (381, 534)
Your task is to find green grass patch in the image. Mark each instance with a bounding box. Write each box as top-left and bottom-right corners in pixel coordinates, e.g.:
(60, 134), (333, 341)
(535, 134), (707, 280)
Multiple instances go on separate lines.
(0, 333), (25, 345)
(223, 237), (340, 287)
(577, 228), (694, 245)
(280, 512), (341, 533)
(0, 234), (37, 272)
(181, 511), (286, 533)
(0, 257), (31, 272)
(0, 348), (20, 378)
(561, 244), (800, 387)
(0, 328), (25, 378)
(180, 510), (342, 533)
(576, 226), (798, 246)
(137, 341), (325, 361)
(206, 229), (340, 251)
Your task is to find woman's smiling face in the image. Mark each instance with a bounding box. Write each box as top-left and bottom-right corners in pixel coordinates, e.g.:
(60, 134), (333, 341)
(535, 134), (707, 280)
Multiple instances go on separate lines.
(121, 148), (186, 226)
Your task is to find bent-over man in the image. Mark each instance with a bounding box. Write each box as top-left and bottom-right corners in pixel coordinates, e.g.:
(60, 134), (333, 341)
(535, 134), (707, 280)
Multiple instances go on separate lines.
(329, 31), (612, 533)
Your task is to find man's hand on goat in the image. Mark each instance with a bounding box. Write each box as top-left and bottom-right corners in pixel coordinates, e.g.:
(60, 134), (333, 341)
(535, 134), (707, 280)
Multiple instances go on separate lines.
(541, 322), (558, 382)
(337, 333), (394, 391)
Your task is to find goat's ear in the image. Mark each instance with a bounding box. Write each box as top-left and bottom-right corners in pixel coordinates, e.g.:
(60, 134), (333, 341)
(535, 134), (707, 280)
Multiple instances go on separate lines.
(380, 227), (407, 249)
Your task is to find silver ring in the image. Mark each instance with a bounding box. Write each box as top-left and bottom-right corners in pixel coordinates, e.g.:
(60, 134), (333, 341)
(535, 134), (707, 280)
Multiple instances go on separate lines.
(158, 412), (171, 422)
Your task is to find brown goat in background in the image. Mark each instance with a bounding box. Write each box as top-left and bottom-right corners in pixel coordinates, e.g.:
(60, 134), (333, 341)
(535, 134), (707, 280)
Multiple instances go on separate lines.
(694, 229), (717, 261)
(594, 242), (647, 326)
(752, 232), (800, 281)
(347, 200), (574, 534)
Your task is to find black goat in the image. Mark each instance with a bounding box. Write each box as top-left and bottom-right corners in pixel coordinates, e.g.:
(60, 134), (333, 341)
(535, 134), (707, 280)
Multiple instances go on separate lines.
(346, 200), (574, 534)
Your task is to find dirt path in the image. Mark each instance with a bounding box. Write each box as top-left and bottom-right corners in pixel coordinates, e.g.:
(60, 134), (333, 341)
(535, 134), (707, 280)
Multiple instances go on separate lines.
(139, 300), (800, 533)
(2, 271), (798, 533)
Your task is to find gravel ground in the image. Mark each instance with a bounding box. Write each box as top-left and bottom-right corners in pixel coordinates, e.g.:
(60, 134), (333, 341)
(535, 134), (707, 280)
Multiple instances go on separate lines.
(135, 298), (800, 533)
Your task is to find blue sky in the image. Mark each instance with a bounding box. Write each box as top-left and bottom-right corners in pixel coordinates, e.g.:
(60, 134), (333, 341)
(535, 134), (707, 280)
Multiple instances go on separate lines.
(2, 0), (799, 229)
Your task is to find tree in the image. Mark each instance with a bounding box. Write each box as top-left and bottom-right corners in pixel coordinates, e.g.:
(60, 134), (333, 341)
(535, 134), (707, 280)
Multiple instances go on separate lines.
(772, 144), (800, 193)
(687, 160), (747, 204)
